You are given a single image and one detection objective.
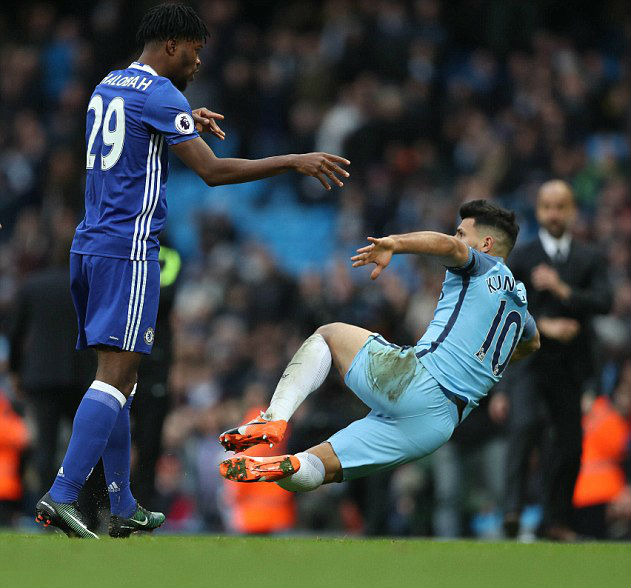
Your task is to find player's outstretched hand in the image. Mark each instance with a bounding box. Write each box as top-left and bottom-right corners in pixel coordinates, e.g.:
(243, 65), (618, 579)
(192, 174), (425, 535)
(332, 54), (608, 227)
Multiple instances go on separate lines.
(292, 153), (350, 190)
(192, 108), (225, 140)
(351, 236), (395, 280)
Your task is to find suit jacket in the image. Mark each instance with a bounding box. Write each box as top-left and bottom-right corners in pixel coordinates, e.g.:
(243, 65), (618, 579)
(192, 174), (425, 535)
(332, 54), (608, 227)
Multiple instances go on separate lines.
(508, 236), (612, 380)
(9, 266), (95, 390)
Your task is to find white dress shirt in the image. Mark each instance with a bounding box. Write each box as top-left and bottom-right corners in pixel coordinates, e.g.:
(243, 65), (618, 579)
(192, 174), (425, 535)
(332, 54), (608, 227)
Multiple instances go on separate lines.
(538, 228), (572, 263)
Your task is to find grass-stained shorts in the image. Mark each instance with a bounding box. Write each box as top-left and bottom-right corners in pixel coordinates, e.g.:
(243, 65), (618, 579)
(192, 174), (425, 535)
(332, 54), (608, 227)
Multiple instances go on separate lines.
(328, 333), (459, 480)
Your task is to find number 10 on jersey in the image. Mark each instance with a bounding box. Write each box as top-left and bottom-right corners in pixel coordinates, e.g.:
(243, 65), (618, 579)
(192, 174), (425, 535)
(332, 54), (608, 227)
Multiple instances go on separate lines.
(475, 300), (523, 376)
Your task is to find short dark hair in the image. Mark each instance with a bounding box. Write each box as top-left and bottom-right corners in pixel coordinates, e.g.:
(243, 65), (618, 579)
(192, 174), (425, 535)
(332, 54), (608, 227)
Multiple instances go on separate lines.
(136, 3), (209, 46)
(459, 199), (519, 254)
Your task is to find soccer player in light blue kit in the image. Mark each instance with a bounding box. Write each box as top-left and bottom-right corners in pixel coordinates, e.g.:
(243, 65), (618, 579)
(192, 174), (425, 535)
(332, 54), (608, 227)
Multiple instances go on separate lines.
(220, 200), (541, 492)
(35, 3), (350, 538)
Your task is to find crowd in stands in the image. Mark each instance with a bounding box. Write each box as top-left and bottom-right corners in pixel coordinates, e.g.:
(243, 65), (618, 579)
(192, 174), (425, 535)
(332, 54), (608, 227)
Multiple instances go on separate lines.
(0, 0), (628, 538)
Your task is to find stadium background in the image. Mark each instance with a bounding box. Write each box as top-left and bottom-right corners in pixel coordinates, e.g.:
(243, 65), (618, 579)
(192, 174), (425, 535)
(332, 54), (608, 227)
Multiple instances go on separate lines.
(0, 0), (628, 539)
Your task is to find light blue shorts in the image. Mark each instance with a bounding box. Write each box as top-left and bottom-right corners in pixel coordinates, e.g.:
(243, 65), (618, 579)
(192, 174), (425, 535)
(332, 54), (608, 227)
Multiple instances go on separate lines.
(328, 334), (460, 481)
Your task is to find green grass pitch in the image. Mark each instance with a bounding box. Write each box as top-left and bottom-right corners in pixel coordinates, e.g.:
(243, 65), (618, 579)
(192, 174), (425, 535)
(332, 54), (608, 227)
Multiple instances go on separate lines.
(0, 534), (628, 588)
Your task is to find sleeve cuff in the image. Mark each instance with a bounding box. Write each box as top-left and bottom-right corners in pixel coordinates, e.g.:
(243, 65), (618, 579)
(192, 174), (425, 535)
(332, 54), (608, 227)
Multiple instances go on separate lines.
(445, 247), (475, 275)
(165, 132), (200, 147)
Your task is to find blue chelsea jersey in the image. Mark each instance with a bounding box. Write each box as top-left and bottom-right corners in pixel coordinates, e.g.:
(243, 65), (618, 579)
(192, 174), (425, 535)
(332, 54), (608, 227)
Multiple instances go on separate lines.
(416, 247), (536, 407)
(71, 62), (199, 261)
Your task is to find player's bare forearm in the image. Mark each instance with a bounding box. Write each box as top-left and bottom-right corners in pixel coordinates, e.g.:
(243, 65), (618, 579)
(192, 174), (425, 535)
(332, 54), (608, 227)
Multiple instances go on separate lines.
(202, 154), (297, 186)
(389, 232), (470, 266)
(171, 138), (293, 185)
(352, 231), (469, 280)
(171, 137), (349, 189)
(509, 329), (541, 363)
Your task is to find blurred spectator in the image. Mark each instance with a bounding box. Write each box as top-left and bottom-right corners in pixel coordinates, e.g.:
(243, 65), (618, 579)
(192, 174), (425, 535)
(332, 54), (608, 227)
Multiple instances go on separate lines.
(129, 244), (182, 509)
(7, 208), (95, 499)
(6, 206), (106, 528)
(573, 361), (631, 540)
(0, 389), (29, 526)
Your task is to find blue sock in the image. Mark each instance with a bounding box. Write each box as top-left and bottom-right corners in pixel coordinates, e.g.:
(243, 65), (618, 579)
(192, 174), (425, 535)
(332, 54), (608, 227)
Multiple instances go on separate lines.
(102, 385), (136, 517)
(50, 381), (126, 503)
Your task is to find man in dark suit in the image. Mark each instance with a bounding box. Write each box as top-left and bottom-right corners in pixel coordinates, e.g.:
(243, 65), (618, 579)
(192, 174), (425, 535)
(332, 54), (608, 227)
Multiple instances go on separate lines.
(8, 214), (104, 528)
(503, 180), (612, 540)
(131, 244), (180, 508)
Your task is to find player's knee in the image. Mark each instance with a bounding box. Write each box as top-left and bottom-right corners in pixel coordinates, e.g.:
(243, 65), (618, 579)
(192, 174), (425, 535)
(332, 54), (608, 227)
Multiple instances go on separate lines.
(315, 323), (332, 340)
(99, 377), (136, 397)
(315, 322), (344, 343)
(95, 350), (140, 397)
(94, 370), (137, 397)
(118, 379), (137, 397)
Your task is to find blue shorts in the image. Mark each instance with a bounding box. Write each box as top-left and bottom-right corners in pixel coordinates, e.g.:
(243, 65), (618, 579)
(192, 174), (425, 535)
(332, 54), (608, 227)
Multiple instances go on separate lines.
(328, 334), (460, 481)
(70, 253), (159, 354)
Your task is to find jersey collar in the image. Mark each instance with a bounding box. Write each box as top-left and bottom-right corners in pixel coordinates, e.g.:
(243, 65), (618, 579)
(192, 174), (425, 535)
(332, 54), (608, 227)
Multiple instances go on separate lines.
(129, 61), (159, 76)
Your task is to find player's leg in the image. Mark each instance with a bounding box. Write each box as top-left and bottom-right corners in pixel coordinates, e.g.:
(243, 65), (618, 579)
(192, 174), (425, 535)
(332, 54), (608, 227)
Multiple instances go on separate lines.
(47, 347), (140, 503)
(219, 446), (331, 489)
(93, 347), (139, 526)
(94, 347), (142, 394)
(38, 255), (161, 537)
(266, 322), (372, 419)
(40, 348), (140, 535)
(221, 404), (456, 492)
(315, 322), (375, 379)
(37, 256), (131, 537)
(221, 344), (460, 492)
(94, 259), (165, 536)
(294, 386), (458, 490)
(101, 371), (138, 522)
(220, 322), (372, 451)
(100, 360), (166, 537)
(259, 442), (341, 491)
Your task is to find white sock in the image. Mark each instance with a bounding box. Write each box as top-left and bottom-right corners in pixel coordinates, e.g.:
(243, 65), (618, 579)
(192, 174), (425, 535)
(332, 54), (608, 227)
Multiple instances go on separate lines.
(275, 452), (325, 493)
(263, 334), (332, 422)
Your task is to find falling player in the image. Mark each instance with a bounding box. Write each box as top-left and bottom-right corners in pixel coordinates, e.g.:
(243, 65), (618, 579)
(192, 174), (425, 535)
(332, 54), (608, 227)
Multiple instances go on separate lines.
(220, 200), (540, 493)
(35, 3), (349, 538)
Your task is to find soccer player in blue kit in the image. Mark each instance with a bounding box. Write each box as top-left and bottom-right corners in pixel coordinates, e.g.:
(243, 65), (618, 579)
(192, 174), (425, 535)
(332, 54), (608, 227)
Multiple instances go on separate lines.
(219, 200), (541, 493)
(35, 3), (350, 538)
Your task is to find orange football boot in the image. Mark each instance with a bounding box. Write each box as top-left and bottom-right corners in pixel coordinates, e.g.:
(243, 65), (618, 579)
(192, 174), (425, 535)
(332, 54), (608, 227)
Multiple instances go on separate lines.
(219, 415), (288, 452)
(219, 454), (300, 483)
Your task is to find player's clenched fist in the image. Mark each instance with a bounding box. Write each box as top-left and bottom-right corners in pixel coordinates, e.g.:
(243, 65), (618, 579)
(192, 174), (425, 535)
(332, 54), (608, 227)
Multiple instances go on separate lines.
(292, 152), (350, 190)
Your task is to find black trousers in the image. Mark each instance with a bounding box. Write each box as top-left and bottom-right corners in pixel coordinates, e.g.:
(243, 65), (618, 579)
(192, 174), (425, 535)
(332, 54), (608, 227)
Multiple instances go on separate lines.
(28, 385), (85, 496)
(27, 385), (107, 528)
(130, 379), (170, 507)
(504, 359), (583, 528)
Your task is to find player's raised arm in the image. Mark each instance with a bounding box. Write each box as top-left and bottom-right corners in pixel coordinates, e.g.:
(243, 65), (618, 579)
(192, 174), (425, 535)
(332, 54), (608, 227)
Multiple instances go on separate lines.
(170, 136), (350, 190)
(351, 232), (469, 279)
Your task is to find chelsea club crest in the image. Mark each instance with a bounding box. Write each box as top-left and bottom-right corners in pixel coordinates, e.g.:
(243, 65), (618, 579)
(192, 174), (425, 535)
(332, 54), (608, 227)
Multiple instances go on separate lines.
(144, 327), (155, 345)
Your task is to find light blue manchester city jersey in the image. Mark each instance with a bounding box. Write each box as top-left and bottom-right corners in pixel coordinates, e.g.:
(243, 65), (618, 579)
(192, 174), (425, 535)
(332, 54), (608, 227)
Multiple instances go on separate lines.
(416, 247), (535, 407)
(71, 62), (199, 261)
